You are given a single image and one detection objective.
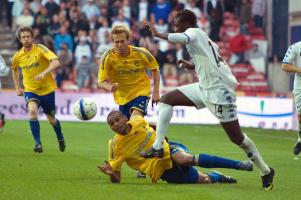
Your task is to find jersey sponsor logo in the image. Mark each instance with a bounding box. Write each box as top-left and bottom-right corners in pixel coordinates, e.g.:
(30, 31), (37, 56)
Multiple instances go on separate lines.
(136, 131), (153, 153)
(22, 62), (39, 70)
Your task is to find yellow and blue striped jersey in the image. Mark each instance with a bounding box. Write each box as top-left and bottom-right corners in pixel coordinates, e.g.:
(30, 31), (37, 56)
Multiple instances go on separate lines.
(98, 45), (159, 105)
(11, 44), (58, 95)
(107, 115), (172, 183)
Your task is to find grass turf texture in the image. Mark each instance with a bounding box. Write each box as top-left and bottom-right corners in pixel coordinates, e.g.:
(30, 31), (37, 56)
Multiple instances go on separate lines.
(0, 120), (300, 200)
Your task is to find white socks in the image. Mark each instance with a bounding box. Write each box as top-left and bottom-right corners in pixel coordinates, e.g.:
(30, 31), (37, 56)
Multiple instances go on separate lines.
(240, 134), (270, 176)
(153, 103), (173, 150)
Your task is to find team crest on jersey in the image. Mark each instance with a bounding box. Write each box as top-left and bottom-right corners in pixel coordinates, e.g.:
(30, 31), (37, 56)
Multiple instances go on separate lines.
(134, 61), (139, 67)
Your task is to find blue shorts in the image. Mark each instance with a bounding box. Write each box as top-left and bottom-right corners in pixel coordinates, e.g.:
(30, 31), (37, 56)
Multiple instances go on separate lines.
(24, 92), (56, 116)
(119, 96), (150, 119)
(160, 141), (199, 184)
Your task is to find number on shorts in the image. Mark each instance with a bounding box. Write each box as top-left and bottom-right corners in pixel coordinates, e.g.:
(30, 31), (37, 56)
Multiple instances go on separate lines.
(214, 105), (223, 115)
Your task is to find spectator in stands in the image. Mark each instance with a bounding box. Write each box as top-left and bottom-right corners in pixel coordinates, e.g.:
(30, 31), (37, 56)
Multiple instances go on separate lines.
(33, 14), (49, 37)
(54, 26), (73, 53)
(112, 10), (130, 29)
(97, 17), (111, 45)
(30, 0), (42, 15)
(251, 0), (266, 28)
(199, 13), (210, 35)
(122, 0), (132, 20)
(155, 18), (169, 34)
(16, 8), (34, 28)
(150, 40), (166, 84)
(56, 43), (73, 87)
(96, 31), (112, 56)
(229, 29), (249, 64)
(151, 0), (172, 23)
(70, 11), (90, 35)
(48, 14), (61, 37)
(12, 0), (25, 32)
(45, 0), (60, 20)
(74, 36), (92, 64)
(136, 0), (151, 22)
(207, 0), (223, 41)
(185, 0), (202, 18)
(245, 43), (264, 61)
(240, 0), (252, 35)
(81, 0), (100, 21)
(74, 55), (94, 90)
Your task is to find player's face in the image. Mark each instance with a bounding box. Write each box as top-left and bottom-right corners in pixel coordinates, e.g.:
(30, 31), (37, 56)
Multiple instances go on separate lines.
(19, 31), (33, 48)
(112, 33), (130, 56)
(107, 113), (129, 135)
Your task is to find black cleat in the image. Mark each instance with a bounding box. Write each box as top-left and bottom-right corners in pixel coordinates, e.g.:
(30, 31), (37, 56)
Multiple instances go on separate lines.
(140, 147), (164, 158)
(58, 139), (66, 152)
(136, 171), (146, 178)
(238, 160), (253, 171)
(293, 141), (301, 155)
(34, 144), (43, 153)
(261, 167), (275, 190)
(212, 171), (237, 184)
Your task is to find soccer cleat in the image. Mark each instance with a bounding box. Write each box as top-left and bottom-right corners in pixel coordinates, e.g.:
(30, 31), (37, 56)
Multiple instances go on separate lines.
(238, 160), (253, 171)
(136, 171), (146, 178)
(140, 147), (164, 158)
(33, 144), (43, 153)
(261, 167), (275, 190)
(293, 141), (301, 155)
(58, 139), (66, 152)
(212, 171), (237, 184)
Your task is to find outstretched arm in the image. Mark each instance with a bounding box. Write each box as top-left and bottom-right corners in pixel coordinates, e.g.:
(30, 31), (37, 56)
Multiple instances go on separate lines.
(98, 161), (121, 183)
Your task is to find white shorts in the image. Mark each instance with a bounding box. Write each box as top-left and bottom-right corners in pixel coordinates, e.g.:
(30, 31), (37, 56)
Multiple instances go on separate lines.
(177, 83), (237, 122)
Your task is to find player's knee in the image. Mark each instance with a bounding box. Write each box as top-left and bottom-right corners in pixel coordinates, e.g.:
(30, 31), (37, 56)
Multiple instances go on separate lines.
(28, 109), (38, 118)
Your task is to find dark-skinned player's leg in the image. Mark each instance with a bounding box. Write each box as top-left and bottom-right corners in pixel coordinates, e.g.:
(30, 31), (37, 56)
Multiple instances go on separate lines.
(221, 120), (275, 190)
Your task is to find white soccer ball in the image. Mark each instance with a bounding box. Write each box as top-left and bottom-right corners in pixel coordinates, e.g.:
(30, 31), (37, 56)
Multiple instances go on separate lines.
(73, 98), (97, 120)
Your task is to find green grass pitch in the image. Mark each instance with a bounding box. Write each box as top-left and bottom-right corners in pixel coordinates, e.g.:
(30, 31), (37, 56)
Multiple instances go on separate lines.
(0, 120), (300, 200)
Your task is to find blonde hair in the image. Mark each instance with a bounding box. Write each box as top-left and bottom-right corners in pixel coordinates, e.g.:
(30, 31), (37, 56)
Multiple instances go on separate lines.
(111, 25), (130, 41)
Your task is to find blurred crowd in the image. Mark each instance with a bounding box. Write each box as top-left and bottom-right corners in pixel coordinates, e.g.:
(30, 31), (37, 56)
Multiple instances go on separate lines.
(0, 0), (267, 93)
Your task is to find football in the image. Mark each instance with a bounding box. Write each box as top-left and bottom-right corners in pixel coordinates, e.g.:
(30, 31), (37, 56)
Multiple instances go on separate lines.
(73, 98), (97, 120)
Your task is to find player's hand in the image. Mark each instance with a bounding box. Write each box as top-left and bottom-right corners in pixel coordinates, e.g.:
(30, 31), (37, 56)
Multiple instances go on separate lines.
(151, 92), (160, 107)
(144, 20), (158, 37)
(34, 72), (47, 81)
(110, 83), (119, 92)
(176, 59), (192, 70)
(16, 88), (24, 96)
(98, 161), (114, 175)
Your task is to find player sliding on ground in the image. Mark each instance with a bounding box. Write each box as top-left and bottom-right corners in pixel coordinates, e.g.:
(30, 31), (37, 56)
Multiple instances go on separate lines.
(11, 26), (65, 153)
(141, 9), (274, 190)
(98, 110), (253, 184)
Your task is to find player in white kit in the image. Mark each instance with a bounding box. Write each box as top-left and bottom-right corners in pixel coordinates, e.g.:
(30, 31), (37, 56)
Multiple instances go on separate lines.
(141, 9), (274, 190)
(282, 41), (301, 155)
(0, 54), (9, 131)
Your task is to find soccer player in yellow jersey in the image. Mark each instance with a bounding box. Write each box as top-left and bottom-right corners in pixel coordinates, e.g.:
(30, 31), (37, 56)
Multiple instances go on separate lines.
(11, 26), (65, 153)
(98, 25), (160, 120)
(98, 111), (253, 183)
(98, 25), (160, 178)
